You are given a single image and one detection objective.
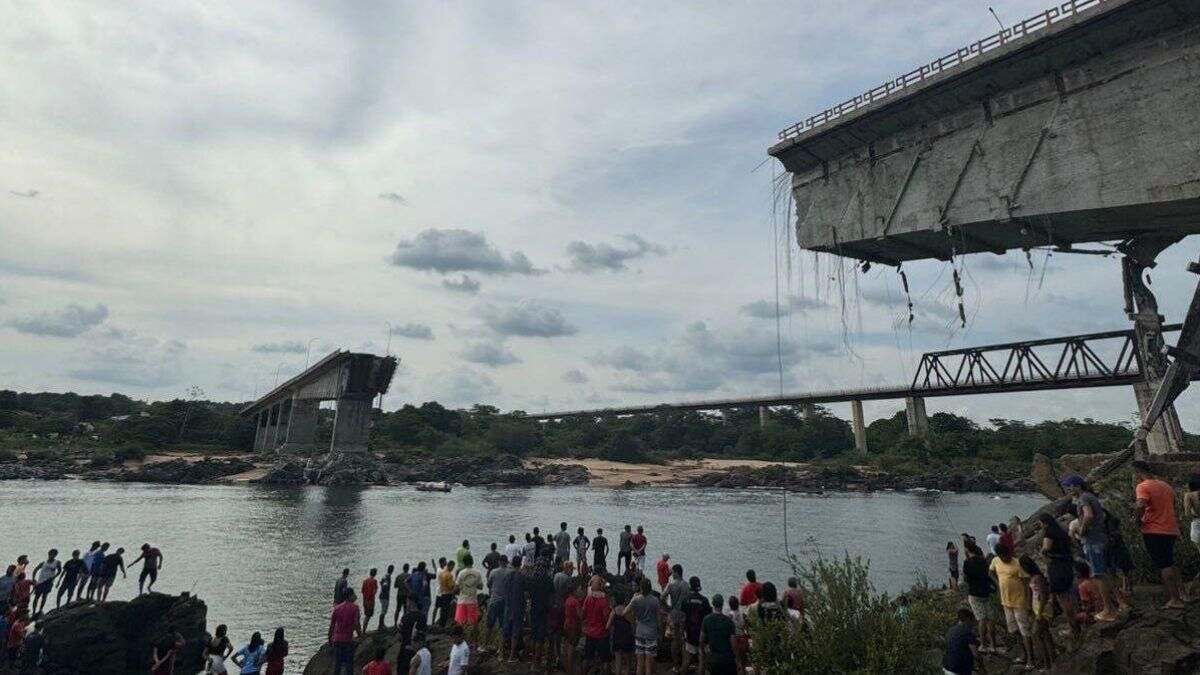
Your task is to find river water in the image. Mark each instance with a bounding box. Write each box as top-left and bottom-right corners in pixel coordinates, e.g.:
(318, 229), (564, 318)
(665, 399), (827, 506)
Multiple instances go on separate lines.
(0, 481), (1043, 670)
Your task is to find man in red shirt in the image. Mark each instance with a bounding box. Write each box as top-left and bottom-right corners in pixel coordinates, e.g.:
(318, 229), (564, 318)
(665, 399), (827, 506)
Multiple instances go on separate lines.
(562, 584), (583, 675)
(630, 527), (648, 572)
(581, 576), (611, 673)
(1132, 460), (1185, 609)
(6, 608), (27, 661)
(361, 569), (379, 633)
(363, 648), (391, 675)
(655, 554), (671, 591)
(738, 570), (761, 607)
(328, 589), (362, 675)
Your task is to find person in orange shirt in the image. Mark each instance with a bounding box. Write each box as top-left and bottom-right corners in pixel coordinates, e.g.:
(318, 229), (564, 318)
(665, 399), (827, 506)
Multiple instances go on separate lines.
(656, 554), (671, 591)
(1132, 460), (1185, 609)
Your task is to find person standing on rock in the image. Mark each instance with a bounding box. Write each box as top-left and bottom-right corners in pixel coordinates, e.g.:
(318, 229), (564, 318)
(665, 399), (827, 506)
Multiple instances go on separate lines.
(454, 554), (483, 627)
(456, 540), (471, 570)
(985, 526), (1001, 557)
(56, 549), (84, 607)
(483, 543), (502, 578)
(408, 638), (432, 675)
(593, 528), (609, 572)
(738, 571), (761, 608)
(941, 607), (985, 675)
(665, 564), (689, 670)
(618, 525), (633, 575)
(362, 568), (380, 633)
(501, 557), (528, 663)
(1132, 460), (1186, 609)
(151, 626), (184, 675)
(988, 542), (1033, 668)
(630, 527), (647, 573)
(1060, 475), (1118, 622)
(76, 541), (99, 600)
(328, 589), (362, 675)
(961, 543), (997, 654)
(504, 535), (522, 563)
(571, 528), (590, 572)
(204, 624), (233, 674)
(555, 523), (572, 565)
(98, 546), (125, 602)
(434, 559), (456, 628)
(130, 543), (164, 595)
(448, 625), (471, 675)
(334, 568), (351, 605)
(394, 563), (411, 627)
(30, 548), (61, 616)
(378, 564), (394, 630)
(232, 631), (267, 675)
(656, 554), (672, 592)
(84, 542), (107, 600)
(946, 542), (959, 592)
(624, 577), (660, 675)
(581, 574), (612, 675)
(486, 556), (512, 631)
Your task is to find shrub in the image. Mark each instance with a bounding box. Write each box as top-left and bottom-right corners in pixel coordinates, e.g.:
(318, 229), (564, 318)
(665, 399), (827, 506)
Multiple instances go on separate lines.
(748, 553), (955, 674)
(113, 443), (150, 463)
(88, 449), (117, 468)
(0, 448), (17, 463)
(24, 447), (63, 464)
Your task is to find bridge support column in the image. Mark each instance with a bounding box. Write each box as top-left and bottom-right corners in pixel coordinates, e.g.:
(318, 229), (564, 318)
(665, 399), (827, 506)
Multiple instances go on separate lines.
(851, 400), (867, 454)
(330, 397), (372, 453)
(758, 406), (767, 429)
(265, 402), (283, 450)
(1133, 381), (1184, 456)
(905, 396), (929, 439)
(282, 399), (319, 451)
(253, 411), (267, 451)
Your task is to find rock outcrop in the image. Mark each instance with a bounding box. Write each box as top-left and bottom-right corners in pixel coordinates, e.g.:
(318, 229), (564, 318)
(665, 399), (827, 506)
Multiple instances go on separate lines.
(118, 457), (255, 484)
(689, 463), (1034, 493)
(35, 592), (206, 675)
(0, 462), (68, 480)
(388, 454), (590, 487)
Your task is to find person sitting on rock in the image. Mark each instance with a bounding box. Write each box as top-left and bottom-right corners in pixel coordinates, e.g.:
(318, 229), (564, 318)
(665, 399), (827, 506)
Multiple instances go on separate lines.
(363, 647), (391, 675)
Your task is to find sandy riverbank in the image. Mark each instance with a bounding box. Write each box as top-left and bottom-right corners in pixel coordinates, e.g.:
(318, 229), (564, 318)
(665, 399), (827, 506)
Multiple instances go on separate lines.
(533, 456), (810, 487)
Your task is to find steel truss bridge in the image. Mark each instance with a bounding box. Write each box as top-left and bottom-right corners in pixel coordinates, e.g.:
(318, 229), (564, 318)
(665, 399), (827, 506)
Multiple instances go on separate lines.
(529, 325), (1186, 420)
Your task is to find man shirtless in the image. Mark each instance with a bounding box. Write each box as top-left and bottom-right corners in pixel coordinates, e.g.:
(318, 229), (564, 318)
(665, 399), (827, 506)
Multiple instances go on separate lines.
(130, 543), (164, 595)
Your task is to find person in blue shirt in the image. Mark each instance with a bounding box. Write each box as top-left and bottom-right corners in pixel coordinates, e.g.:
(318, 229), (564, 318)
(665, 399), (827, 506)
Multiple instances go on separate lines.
(232, 631), (267, 675)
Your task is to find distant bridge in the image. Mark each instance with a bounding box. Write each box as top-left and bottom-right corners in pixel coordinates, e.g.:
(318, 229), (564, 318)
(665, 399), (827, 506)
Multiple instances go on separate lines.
(529, 325), (1190, 452)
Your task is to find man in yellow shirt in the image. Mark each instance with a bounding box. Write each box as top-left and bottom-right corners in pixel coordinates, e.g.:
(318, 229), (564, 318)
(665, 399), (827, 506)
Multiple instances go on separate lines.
(434, 560), (457, 627)
(988, 542), (1033, 668)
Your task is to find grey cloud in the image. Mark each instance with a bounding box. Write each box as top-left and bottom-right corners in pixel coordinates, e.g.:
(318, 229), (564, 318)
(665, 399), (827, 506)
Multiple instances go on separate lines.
(480, 303), (578, 338)
(70, 336), (186, 388)
(460, 341), (521, 367)
(565, 234), (666, 273)
(378, 192), (407, 205)
(8, 190), (38, 198)
(562, 369), (589, 384)
(740, 295), (830, 319)
(251, 340), (306, 354)
(9, 303), (108, 337)
(441, 275), (482, 294)
(391, 323), (434, 340)
(589, 345), (657, 373)
(429, 368), (501, 408)
(390, 228), (542, 276)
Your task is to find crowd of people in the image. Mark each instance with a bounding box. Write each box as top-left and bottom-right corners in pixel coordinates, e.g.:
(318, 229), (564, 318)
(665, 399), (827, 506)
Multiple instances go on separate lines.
(941, 460), (1193, 675)
(0, 541), (164, 670)
(322, 521), (803, 675)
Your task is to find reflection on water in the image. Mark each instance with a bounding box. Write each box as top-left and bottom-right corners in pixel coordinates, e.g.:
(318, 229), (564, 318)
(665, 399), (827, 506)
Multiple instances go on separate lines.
(0, 481), (1043, 671)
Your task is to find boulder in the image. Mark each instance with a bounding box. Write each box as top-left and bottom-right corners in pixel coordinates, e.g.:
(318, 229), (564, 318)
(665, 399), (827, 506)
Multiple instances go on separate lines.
(120, 458), (255, 484)
(0, 462), (68, 481)
(309, 452), (389, 486)
(255, 458), (309, 485)
(35, 592), (206, 675)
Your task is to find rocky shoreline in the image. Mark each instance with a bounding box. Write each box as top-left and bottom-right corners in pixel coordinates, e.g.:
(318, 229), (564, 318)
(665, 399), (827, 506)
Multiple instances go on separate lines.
(0, 451), (1035, 493)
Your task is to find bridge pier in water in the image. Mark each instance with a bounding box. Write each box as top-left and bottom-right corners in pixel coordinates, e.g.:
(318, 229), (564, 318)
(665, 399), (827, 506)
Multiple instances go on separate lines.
(905, 396), (928, 439)
(850, 400), (867, 454)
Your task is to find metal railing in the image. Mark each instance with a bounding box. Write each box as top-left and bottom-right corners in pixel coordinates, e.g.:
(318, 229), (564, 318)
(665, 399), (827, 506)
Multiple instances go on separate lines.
(776, 0), (1110, 141)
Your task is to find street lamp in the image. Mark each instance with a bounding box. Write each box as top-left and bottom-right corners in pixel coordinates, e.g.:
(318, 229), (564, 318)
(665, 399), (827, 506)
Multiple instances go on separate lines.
(304, 337), (319, 369)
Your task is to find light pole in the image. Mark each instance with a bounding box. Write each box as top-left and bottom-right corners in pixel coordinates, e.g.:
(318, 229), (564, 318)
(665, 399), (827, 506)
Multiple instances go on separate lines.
(384, 321), (393, 356)
(304, 337), (319, 369)
(273, 361), (286, 387)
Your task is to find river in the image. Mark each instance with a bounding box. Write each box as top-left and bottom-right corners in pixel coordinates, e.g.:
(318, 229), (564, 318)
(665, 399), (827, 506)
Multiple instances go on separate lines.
(0, 480), (1044, 670)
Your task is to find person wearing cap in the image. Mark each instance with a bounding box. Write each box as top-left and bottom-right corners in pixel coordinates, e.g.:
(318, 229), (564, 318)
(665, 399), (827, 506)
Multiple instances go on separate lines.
(1131, 460), (1185, 609)
(1061, 474), (1119, 622)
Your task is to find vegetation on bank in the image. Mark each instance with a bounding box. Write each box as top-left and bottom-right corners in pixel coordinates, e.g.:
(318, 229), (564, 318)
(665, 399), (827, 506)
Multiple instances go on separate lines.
(2, 389), (1194, 471)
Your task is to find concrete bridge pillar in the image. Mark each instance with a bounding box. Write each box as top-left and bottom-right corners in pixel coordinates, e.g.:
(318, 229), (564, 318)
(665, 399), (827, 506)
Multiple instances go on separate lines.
(330, 397), (372, 453)
(758, 406), (767, 429)
(283, 399), (319, 451)
(851, 400), (868, 454)
(1133, 381), (1184, 456)
(265, 402), (283, 450)
(905, 396), (929, 439)
(253, 411), (267, 451)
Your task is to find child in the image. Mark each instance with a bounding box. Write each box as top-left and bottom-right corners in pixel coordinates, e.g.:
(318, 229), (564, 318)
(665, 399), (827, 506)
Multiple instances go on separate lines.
(1020, 554), (1055, 672)
(1074, 561), (1100, 624)
(946, 541), (960, 591)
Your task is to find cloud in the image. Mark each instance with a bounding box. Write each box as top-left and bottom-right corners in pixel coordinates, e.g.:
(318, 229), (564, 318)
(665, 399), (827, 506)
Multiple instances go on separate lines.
(428, 368), (501, 408)
(251, 340), (307, 354)
(441, 275), (482, 294)
(562, 369), (589, 384)
(589, 345), (657, 373)
(390, 228), (542, 276)
(565, 234), (666, 273)
(390, 322), (434, 340)
(479, 302), (578, 338)
(378, 191), (407, 205)
(740, 295), (830, 319)
(9, 303), (108, 337)
(460, 341), (521, 367)
(70, 333), (186, 388)
(8, 190), (38, 198)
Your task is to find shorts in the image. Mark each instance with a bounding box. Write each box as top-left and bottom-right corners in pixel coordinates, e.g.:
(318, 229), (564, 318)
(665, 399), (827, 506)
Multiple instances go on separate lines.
(34, 580), (52, 596)
(1144, 533), (1177, 570)
(1081, 541), (1110, 576)
(967, 595), (996, 622)
(949, 567), (959, 579)
(140, 567), (158, 584)
(455, 602), (480, 626)
(584, 636), (611, 661)
(207, 655), (229, 674)
(1002, 606), (1032, 637)
(1047, 558), (1074, 594)
(613, 637), (634, 654)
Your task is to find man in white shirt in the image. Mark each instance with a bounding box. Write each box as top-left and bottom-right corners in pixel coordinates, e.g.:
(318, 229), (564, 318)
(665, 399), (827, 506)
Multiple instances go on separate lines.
(503, 535), (523, 564)
(31, 549), (62, 615)
(985, 525), (1001, 556)
(447, 626), (470, 675)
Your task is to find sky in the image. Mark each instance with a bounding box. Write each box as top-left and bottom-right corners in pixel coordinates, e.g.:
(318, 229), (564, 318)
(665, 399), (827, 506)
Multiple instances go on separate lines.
(1, 0), (1197, 430)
